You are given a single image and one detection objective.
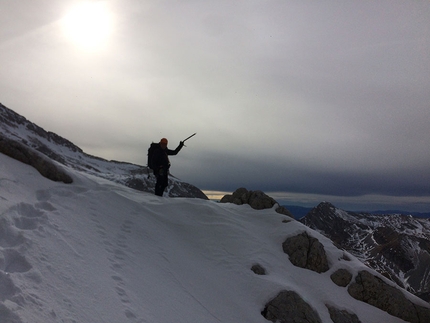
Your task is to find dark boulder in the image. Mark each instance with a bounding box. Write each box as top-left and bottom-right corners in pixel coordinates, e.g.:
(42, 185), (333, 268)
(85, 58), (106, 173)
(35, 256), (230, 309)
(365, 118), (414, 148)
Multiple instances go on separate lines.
(348, 270), (430, 323)
(251, 264), (267, 275)
(283, 231), (329, 273)
(331, 268), (353, 287)
(262, 290), (321, 323)
(326, 305), (361, 323)
(221, 188), (293, 217)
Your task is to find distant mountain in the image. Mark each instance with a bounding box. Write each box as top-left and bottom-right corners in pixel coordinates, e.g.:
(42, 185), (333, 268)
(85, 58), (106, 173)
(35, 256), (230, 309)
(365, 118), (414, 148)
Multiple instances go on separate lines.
(371, 210), (430, 219)
(0, 103), (207, 199)
(300, 202), (430, 301)
(285, 204), (430, 220)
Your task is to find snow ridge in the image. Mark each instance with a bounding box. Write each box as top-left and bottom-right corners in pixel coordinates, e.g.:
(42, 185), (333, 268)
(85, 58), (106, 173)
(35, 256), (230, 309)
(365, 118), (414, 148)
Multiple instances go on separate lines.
(0, 103), (207, 199)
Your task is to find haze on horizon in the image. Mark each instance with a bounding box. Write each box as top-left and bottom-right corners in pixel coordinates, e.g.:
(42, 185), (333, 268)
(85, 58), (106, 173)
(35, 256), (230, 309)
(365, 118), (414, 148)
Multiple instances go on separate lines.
(1, 0), (429, 212)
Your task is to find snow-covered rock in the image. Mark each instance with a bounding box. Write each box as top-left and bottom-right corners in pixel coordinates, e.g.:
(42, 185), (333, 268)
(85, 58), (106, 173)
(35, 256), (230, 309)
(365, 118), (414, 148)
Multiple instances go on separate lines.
(300, 202), (430, 301)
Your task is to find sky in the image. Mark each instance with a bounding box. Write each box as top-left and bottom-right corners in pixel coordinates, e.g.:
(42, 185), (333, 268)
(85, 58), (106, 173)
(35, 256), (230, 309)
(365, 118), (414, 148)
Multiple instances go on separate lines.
(0, 151), (424, 323)
(1, 0), (430, 212)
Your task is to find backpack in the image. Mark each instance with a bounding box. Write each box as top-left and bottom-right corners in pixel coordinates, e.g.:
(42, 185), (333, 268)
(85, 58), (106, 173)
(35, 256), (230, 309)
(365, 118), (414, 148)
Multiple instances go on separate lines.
(147, 142), (160, 170)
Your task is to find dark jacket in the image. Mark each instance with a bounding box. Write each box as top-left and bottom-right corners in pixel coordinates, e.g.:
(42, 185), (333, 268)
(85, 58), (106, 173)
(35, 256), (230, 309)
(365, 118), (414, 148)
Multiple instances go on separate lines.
(152, 142), (184, 171)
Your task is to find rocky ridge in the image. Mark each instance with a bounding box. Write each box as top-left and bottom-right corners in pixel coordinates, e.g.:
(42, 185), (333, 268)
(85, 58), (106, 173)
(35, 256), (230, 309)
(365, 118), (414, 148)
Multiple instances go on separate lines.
(220, 190), (430, 322)
(261, 227), (430, 323)
(300, 202), (430, 302)
(0, 103), (207, 199)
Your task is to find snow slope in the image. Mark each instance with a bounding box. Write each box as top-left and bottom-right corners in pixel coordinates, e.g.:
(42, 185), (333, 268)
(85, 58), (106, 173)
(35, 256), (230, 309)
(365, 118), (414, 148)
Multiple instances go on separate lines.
(0, 103), (207, 199)
(0, 153), (427, 323)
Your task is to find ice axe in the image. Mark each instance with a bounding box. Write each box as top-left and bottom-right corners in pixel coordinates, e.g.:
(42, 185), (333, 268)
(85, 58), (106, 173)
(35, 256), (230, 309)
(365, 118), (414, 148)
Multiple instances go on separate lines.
(181, 133), (196, 146)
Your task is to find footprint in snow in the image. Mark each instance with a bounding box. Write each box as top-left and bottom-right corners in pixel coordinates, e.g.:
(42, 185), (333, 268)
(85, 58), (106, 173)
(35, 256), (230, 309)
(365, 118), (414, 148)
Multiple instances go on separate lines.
(0, 249), (32, 273)
(0, 218), (25, 248)
(7, 203), (47, 231)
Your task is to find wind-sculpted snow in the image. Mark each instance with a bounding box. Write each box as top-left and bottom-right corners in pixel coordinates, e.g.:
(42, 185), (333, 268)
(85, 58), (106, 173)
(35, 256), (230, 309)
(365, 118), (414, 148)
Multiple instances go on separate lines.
(1, 152), (430, 322)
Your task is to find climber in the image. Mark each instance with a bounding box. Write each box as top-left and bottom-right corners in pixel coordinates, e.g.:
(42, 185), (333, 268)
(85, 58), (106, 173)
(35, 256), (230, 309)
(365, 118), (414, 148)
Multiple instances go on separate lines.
(150, 138), (184, 196)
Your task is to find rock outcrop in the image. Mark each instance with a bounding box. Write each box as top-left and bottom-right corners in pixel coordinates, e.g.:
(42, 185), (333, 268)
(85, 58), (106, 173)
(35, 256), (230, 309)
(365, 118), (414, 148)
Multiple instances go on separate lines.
(348, 270), (430, 323)
(262, 290), (322, 323)
(220, 188), (293, 217)
(260, 225), (430, 323)
(282, 231), (330, 273)
(326, 305), (361, 323)
(0, 135), (73, 184)
(330, 268), (353, 287)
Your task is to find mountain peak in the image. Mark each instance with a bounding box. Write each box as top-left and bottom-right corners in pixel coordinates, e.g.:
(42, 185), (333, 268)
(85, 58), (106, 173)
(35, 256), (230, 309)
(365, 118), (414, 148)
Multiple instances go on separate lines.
(316, 201), (336, 211)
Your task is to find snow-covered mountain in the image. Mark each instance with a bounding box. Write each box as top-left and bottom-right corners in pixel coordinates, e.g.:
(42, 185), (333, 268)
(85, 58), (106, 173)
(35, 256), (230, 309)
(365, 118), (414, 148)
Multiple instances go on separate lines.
(1, 103), (430, 322)
(300, 202), (430, 302)
(2, 143), (430, 323)
(0, 103), (207, 199)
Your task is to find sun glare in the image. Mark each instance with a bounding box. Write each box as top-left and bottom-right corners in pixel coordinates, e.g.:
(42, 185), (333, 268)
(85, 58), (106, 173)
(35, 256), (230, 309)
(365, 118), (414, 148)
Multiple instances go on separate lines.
(62, 2), (113, 51)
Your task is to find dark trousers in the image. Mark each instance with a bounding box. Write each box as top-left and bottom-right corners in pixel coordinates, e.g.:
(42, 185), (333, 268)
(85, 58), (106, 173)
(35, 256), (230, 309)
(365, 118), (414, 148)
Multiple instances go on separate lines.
(155, 172), (168, 196)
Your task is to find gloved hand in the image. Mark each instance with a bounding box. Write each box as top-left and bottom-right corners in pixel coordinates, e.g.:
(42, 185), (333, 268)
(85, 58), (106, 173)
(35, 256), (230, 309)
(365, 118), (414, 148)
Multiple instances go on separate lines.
(179, 141), (185, 148)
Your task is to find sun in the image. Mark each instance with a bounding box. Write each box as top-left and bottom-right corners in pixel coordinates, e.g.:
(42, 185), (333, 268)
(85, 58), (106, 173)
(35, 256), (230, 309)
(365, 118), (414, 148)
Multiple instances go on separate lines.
(61, 2), (113, 51)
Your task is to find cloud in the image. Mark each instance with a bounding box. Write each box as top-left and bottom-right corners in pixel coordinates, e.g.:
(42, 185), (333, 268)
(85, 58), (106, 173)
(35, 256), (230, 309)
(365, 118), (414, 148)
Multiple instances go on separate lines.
(1, 0), (430, 211)
(175, 146), (430, 197)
